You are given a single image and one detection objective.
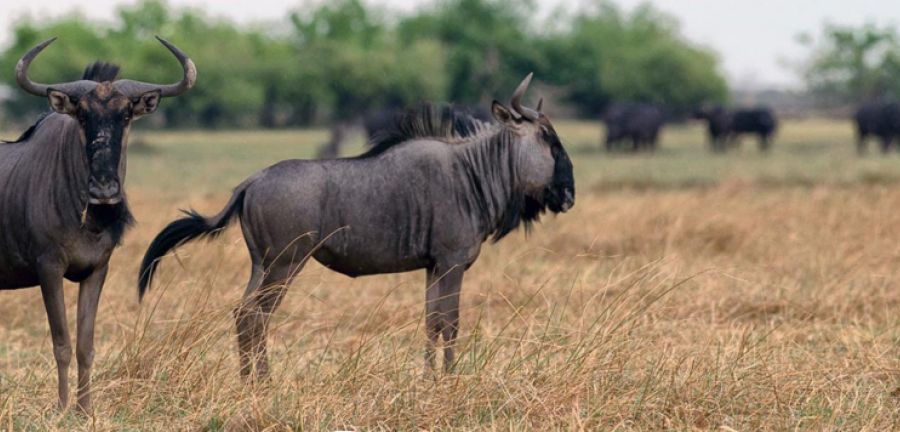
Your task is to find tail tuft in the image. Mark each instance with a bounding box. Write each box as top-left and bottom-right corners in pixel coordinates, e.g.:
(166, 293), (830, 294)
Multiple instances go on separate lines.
(137, 188), (246, 300)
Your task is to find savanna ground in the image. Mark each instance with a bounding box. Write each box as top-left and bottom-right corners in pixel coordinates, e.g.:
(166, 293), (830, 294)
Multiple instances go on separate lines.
(1, 118), (899, 430)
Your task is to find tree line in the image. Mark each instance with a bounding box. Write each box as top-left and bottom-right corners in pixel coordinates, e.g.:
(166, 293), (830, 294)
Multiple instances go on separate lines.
(0, 0), (728, 128)
(800, 23), (900, 106)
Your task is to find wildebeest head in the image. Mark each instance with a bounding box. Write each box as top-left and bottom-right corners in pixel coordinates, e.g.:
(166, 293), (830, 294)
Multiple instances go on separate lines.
(491, 73), (575, 214)
(16, 37), (196, 204)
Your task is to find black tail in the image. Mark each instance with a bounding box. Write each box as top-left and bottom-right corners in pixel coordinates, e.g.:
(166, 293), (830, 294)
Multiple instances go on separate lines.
(137, 187), (247, 300)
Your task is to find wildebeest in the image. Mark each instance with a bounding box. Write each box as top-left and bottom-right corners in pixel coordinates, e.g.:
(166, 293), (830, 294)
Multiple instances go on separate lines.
(0, 37), (195, 412)
(138, 74), (575, 376)
(603, 103), (664, 152)
(854, 101), (900, 154)
(694, 105), (778, 152)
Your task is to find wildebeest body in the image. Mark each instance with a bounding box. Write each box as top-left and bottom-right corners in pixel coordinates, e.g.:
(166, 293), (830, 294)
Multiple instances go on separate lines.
(242, 145), (475, 277)
(855, 101), (900, 153)
(696, 106), (777, 152)
(603, 103), (663, 152)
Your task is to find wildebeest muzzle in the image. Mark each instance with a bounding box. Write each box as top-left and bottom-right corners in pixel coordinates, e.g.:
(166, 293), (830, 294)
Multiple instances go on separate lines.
(86, 131), (122, 205)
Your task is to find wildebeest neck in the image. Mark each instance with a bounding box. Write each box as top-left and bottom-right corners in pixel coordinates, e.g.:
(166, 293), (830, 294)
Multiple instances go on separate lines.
(452, 128), (546, 242)
(2, 114), (133, 242)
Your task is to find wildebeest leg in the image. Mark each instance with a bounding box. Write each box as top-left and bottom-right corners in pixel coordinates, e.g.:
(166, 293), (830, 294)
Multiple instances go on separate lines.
(759, 134), (771, 153)
(235, 262), (293, 381)
(75, 265), (107, 414)
(438, 267), (464, 372)
(857, 132), (867, 155)
(880, 136), (891, 154)
(424, 267), (441, 373)
(424, 265), (465, 373)
(38, 263), (71, 409)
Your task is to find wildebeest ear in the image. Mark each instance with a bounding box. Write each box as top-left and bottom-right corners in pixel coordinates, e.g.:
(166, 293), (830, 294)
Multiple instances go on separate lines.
(492, 100), (516, 124)
(133, 90), (161, 117)
(48, 90), (76, 115)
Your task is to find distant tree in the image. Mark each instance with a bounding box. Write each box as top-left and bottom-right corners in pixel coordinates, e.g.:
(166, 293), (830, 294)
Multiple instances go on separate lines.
(0, 0), (728, 127)
(288, 0), (446, 122)
(800, 23), (900, 104)
(397, 0), (541, 106)
(540, 2), (727, 117)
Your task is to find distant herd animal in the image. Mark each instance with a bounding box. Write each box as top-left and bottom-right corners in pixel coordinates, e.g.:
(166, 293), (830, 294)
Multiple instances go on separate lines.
(693, 105), (778, 153)
(601, 103), (779, 153)
(602, 103), (664, 152)
(854, 101), (900, 153)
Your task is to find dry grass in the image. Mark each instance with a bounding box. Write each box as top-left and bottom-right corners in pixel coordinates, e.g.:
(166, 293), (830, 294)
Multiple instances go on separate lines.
(1, 120), (899, 430)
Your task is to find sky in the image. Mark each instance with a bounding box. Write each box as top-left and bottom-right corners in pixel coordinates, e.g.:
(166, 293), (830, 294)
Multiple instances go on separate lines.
(0, 0), (898, 90)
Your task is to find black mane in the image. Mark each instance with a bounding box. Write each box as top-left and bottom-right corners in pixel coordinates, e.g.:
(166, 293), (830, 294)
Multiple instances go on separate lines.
(3, 112), (51, 144)
(3, 62), (122, 145)
(357, 104), (492, 159)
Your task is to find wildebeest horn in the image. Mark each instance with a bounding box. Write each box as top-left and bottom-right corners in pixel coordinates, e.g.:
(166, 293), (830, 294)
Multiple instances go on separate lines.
(113, 36), (197, 98)
(16, 37), (99, 97)
(536, 98), (543, 112)
(510, 73), (539, 121)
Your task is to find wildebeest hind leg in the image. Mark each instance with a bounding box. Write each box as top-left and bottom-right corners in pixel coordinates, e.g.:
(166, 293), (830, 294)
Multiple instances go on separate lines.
(38, 263), (71, 409)
(235, 261), (296, 381)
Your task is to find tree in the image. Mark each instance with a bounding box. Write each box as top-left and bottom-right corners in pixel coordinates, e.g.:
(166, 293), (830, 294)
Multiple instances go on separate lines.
(540, 2), (727, 117)
(0, 0), (728, 127)
(398, 0), (540, 106)
(800, 23), (900, 104)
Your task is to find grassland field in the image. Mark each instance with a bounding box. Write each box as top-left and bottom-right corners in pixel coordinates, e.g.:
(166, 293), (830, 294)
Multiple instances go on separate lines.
(0, 118), (899, 430)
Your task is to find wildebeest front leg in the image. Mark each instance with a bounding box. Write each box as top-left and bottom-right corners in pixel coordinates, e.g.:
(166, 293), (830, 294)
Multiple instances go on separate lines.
(38, 263), (71, 409)
(424, 267), (441, 373)
(439, 268), (464, 372)
(880, 136), (892, 154)
(75, 265), (107, 414)
(424, 265), (465, 373)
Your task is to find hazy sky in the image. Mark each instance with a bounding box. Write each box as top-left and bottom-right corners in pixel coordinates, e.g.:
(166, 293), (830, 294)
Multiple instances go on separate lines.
(0, 0), (897, 90)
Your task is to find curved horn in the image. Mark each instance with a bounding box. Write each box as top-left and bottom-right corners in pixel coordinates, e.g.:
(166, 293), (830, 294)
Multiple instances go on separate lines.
(114, 36), (197, 98)
(536, 98), (543, 112)
(510, 73), (538, 121)
(15, 37), (56, 96)
(16, 37), (99, 98)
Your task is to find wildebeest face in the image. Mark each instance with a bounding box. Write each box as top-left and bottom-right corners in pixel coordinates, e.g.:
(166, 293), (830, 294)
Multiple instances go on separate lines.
(48, 84), (160, 204)
(492, 100), (575, 214)
(15, 36), (196, 205)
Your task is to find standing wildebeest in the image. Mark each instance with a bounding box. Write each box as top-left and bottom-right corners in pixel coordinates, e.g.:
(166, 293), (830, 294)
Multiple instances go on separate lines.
(603, 103), (664, 152)
(694, 105), (778, 153)
(854, 101), (900, 154)
(138, 74), (575, 376)
(0, 37), (195, 412)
